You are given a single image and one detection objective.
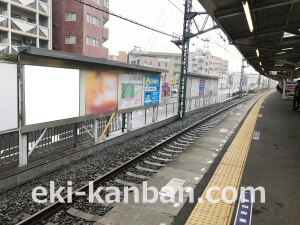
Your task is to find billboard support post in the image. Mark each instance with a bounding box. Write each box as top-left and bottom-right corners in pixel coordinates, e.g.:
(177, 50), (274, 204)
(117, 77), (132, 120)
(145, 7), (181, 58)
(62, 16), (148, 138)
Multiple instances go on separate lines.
(19, 132), (28, 167)
(152, 107), (156, 123)
(93, 119), (98, 142)
(127, 112), (132, 131)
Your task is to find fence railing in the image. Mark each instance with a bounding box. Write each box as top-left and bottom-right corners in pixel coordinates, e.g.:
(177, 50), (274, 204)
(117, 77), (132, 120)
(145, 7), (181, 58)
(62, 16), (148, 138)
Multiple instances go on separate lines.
(0, 93), (230, 168)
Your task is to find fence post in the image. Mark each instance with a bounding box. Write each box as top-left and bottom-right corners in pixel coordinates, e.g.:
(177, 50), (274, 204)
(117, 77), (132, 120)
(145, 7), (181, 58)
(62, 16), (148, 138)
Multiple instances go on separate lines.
(127, 112), (132, 131)
(121, 113), (126, 132)
(152, 107), (156, 122)
(73, 123), (78, 147)
(165, 104), (168, 117)
(172, 102), (174, 114)
(106, 117), (110, 137)
(93, 119), (98, 142)
(19, 132), (28, 167)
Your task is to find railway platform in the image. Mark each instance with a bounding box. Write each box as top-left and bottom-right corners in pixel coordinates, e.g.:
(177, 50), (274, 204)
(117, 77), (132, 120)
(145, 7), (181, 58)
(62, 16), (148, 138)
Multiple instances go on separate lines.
(95, 91), (300, 225)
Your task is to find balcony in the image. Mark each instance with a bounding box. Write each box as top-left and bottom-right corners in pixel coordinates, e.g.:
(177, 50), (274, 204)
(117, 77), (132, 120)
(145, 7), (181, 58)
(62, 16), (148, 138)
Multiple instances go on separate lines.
(38, 0), (49, 14)
(11, 17), (37, 35)
(0, 43), (9, 54)
(0, 14), (8, 28)
(103, 13), (109, 25)
(102, 27), (108, 43)
(11, 45), (19, 53)
(39, 25), (49, 38)
(11, 0), (37, 9)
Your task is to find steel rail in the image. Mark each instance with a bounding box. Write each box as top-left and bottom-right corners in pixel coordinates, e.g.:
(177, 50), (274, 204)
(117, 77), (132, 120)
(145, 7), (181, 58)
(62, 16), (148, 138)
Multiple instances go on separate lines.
(17, 97), (250, 225)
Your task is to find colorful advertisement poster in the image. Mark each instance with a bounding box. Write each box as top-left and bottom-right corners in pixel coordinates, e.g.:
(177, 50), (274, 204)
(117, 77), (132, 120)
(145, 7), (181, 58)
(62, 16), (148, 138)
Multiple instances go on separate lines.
(120, 74), (143, 109)
(283, 81), (297, 100)
(144, 76), (160, 105)
(85, 71), (118, 115)
(199, 79), (205, 96)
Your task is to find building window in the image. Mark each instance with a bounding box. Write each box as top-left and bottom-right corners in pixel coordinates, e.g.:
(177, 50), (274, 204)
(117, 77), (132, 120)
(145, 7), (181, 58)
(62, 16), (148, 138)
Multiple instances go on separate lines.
(65, 36), (76, 44)
(150, 61), (152, 66)
(158, 62), (161, 67)
(65, 13), (76, 21)
(87, 14), (100, 26)
(165, 63), (167, 67)
(104, 0), (109, 8)
(86, 36), (100, 47)
(92, 0), (100, 4)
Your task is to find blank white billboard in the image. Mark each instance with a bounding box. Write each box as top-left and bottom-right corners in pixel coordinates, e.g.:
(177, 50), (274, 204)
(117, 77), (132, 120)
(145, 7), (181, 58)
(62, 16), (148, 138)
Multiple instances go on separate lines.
(0, 63), (18, 132)
(25, 65), (80, 125)
(191, 78), (200, 97)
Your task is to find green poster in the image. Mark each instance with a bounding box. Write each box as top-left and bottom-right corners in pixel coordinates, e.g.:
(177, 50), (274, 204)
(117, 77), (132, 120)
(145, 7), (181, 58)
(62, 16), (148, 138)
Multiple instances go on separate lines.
(122, 84), (135, 99)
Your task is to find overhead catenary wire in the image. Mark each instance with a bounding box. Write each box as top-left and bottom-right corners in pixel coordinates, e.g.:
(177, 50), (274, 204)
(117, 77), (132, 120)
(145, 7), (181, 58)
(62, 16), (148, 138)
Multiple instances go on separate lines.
(167, 0), (184, 13)
(75, 0), (176, 38)
(144, 2), (169, 52)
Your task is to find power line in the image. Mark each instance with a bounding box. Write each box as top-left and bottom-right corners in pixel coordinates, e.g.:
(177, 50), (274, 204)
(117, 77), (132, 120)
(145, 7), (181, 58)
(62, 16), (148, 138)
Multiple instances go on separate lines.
(167, 0), (184, 13)
(75, 0), (176, 38)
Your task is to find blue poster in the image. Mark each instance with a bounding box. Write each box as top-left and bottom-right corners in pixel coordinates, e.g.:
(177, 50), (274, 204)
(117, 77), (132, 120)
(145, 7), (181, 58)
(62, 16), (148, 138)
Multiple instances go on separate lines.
(144, 76), (160, 105)
(199, 80), (205, 96)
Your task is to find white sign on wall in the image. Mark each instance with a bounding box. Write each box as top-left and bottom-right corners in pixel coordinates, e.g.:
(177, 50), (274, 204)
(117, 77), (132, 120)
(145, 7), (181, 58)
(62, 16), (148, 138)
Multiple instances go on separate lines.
(119, 74), (143, 109)
(0, 63), (18, 132)
(25, 65), (80, 125)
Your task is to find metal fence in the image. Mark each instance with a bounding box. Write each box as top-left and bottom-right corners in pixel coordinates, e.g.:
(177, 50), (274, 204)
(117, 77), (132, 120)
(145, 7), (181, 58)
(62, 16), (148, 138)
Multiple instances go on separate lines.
(0, 131), (19, 166)
(0, 93), (230, 167)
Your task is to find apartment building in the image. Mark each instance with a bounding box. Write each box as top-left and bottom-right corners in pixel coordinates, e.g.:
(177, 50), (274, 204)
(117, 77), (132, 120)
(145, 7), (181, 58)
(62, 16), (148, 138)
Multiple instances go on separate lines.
(0, 0), (52, 54)
(211, 56), (229, 90)
(52, 0), (109, 59)
(188, 48), (214, 75)
(129, 51), (181, 85)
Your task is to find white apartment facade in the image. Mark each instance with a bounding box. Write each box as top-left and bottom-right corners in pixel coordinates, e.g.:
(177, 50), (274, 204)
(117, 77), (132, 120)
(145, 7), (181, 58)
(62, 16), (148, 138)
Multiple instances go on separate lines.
(0, 0), (52, 54)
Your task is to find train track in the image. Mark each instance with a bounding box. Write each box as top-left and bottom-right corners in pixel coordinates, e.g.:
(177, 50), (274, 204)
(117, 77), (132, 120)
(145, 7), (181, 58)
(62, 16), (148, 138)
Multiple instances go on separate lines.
(17, 97), (251, 225)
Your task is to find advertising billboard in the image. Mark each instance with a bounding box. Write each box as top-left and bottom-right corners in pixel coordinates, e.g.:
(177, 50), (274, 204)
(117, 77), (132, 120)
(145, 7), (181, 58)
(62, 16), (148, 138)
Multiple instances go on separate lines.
(85, 71), (118, 115)
(25, 65), (80, 125)
(191, 78), (200, 97)
(144, 76), (160, 105)
(199, 79), (205, 96)
(0, 63), (18, 132)
(283, 81), (297, 100)
(119, 74), (143, 109)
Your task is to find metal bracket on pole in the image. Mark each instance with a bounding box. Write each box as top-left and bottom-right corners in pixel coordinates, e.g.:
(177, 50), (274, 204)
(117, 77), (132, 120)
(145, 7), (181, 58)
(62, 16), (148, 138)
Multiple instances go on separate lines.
(28, 128), (47, 156)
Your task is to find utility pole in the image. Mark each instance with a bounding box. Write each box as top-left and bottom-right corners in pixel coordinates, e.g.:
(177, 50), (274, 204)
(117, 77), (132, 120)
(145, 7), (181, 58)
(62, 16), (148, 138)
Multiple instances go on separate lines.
(175, 0), (218, 118)
(239, 58), (246, 98)
(177, 0), (193, 118)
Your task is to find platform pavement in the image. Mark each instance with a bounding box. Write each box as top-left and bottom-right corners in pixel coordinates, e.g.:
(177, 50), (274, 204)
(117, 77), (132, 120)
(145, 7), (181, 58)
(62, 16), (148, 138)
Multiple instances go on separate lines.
(229, 92), (300, 225)
(95, 93), (265, 225)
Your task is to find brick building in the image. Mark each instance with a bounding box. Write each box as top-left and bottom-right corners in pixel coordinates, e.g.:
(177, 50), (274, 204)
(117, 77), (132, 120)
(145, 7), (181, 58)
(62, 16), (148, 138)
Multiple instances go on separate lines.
(52, 0), (109, 58)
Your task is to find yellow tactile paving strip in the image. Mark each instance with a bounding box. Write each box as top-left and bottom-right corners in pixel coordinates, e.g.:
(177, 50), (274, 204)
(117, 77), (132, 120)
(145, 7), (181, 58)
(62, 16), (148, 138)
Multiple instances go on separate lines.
(185, 92), (273, 225)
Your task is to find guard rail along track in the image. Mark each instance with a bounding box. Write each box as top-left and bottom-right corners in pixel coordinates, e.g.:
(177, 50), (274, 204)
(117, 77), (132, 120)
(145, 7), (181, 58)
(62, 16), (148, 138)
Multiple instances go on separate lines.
(17, 96), (251, 225)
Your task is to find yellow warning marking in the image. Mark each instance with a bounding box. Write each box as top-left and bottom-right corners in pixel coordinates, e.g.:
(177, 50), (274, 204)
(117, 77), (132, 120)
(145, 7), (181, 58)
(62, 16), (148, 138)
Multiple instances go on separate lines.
(185, 92), (273, 225)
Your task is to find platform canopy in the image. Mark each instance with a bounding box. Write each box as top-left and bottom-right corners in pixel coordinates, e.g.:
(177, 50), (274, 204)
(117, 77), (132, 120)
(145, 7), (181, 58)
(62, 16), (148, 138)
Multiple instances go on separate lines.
(198, 0), (300, 80)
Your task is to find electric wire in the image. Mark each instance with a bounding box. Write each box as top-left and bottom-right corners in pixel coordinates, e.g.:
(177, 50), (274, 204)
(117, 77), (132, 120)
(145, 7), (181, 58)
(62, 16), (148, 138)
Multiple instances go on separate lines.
(75, 0), (176, 38)
(167, 0), (184, 13)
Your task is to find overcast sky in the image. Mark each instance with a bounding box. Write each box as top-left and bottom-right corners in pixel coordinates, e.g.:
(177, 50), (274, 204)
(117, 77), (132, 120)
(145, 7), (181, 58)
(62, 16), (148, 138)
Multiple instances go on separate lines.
(104, 0), (258, 74)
